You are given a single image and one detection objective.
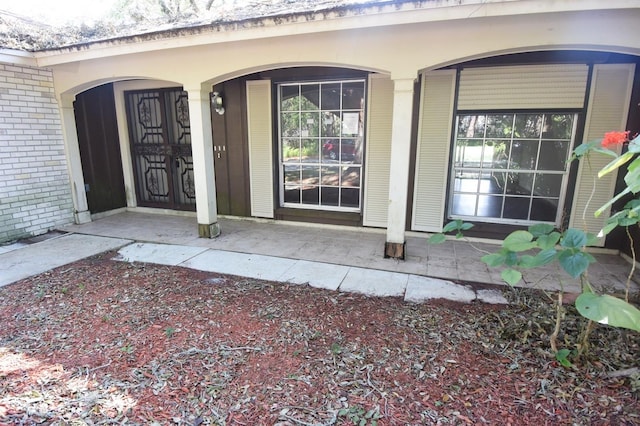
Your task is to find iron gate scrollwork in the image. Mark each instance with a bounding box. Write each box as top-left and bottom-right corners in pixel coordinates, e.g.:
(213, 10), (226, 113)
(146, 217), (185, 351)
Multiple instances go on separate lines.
(126, 88), (196, 211)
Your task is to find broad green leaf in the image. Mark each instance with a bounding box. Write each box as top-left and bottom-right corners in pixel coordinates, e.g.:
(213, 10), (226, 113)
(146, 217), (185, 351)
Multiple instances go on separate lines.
(459, 222), (474, 231)
(481, 252), (506, 268)
(595, 187), (631, 217)
(504, 251), (519, 267)
(503, 230), (536, 252)
(501, 268), (522, 286)
(428, 233), (446, 244)
(569, 140), (599, 161)
(529, 223), (555, 237)
(534, 248), (558, 267)
(600, 220), (618, 237)
(598, 151), (634, 178)
(576, 293), (640, 332)
(623, 198), (640, 210)
(442, 220), (461, 233)
(619, 217), (640, 226)
(537, 232), (561, 250)
(519, 249), (557, 268)
(558, 250), (590, 278)
(585, 233), (599, 246)
(518, 255), (537, 269)
(590, 146), (622, 158)
(628, 136), (640, 153)
(555, 349), (573, 367)
(560, 228), (587, 249)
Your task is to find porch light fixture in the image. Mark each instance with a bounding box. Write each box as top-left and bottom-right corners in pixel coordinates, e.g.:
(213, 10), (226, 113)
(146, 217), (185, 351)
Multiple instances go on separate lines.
(211, 92), (225, 115)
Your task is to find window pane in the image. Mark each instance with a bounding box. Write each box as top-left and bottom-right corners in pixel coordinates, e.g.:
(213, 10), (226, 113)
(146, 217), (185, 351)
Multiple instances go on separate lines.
(301, 139), (320, 162)
(281, 112), (300, 137)
(543, 114), (573, 140)
(301, 165), (319, 184)
(322, 139), (339, 162)
(321, 83), (341, 110)
(284, 165), (301, 184)
(341, 111), (361, 136)
(341, 188), (360, 208)
(321, 187), (339, 206)
(301, 112), (319, 137)
(454, 175), (480, 193)
(510, 140), (539, 170)
(342, 167), (360, 187)
(485, 114), (513, 138)
(538, 141), (569, 171)
(300, 84), (320, 110)
(282, 139), (300, 162)
(451, 193), (477, 216)
(341, 139), (357, 163)
(505, 172), (533, 196)
(301, 186), (319, 204)
(477, 195), (503, 217)
(514, 114), (542, 138)
(487, 140), (511, 169)
(280, 86), (299, 111)
(456, 139), (483, 167)
(482, 172), (506, 194)
(531, 198), (558, 222)
(457, 115), (485, 138)
(534, 173), (562, 197)
(503, 197), (530, 220)
(322, 111), (340, 137)
(342, 81), (365, 110)
(284, 185), (300, 203)
(321, 166), (340, 186)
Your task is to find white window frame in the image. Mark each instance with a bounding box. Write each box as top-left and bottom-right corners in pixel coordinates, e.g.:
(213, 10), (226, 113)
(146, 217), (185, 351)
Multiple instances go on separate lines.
(277, 79), (366, 213)
(448, 112), (579, 226)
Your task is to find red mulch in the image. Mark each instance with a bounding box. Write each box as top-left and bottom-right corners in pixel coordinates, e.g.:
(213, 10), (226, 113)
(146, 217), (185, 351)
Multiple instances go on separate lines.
(0, 252), (638, 425)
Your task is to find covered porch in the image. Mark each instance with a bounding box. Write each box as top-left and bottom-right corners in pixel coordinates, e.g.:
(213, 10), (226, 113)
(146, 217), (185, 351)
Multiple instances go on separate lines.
(60, 211), (637, 295)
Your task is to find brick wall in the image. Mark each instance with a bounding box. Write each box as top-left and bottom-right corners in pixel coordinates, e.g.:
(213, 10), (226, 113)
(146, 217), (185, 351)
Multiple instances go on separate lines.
(0, 62), (74, 243)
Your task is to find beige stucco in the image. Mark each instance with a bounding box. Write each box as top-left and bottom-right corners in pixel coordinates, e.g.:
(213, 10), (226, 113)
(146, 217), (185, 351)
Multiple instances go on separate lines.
(17, 0), (640, 249)
(45, 6), (640, 99)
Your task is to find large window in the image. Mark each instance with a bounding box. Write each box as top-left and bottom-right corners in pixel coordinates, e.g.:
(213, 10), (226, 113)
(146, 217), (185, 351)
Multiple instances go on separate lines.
(278, 80), (365, 212)
(450, 113), (577, 225)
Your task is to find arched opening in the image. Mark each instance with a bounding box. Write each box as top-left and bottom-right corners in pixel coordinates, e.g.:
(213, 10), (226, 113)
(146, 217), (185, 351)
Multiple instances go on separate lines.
(410, 50), (640, 247)
(210, 65), (377, 225)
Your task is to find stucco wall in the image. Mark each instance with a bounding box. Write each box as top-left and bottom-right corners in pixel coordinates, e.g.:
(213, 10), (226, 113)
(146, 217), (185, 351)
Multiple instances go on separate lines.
(0, 62), (74, 243)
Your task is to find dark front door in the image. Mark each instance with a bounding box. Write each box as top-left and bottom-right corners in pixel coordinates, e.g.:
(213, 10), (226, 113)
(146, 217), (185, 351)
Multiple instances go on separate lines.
(74, 83), (126, 214)
(125, 88), (196, 211)
(211, 79), (250, 216)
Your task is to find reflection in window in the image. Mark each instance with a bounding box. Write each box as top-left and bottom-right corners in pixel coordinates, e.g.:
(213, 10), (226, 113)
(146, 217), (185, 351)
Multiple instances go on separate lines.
(450, 113), (576, 225)
(279, 80), (365, 211)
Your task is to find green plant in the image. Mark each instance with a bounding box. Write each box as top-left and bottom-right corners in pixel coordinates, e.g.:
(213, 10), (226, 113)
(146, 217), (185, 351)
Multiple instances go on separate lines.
(164, 326), (176, 338)
(430, 131), (640, 362)
(120, 344), (134, 354)
(428, 219), (474, 244)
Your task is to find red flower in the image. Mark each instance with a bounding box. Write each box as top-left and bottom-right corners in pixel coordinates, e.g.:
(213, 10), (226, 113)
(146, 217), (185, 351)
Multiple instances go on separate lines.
(601, 131), (630, 149)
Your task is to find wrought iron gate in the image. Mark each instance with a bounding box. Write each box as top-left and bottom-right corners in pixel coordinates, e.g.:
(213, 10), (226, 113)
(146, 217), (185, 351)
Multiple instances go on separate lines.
(125, 88), (196, 211)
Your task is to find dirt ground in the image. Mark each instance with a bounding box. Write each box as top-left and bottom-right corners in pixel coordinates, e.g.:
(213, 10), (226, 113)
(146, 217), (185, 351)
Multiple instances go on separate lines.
(0, 252), (638, 425)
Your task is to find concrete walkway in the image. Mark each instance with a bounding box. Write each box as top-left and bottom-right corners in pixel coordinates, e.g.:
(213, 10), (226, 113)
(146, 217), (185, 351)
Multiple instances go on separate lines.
(2, 211), (638, 303)
(0, 233), (131, 287)
(115, 241), (507, 304)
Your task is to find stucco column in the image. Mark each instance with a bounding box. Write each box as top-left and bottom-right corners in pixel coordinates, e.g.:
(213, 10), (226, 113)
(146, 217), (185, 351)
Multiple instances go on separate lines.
(185, 86), (220, 238)
(385, 77), (415, 259)
(58, 94), (91, 224)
